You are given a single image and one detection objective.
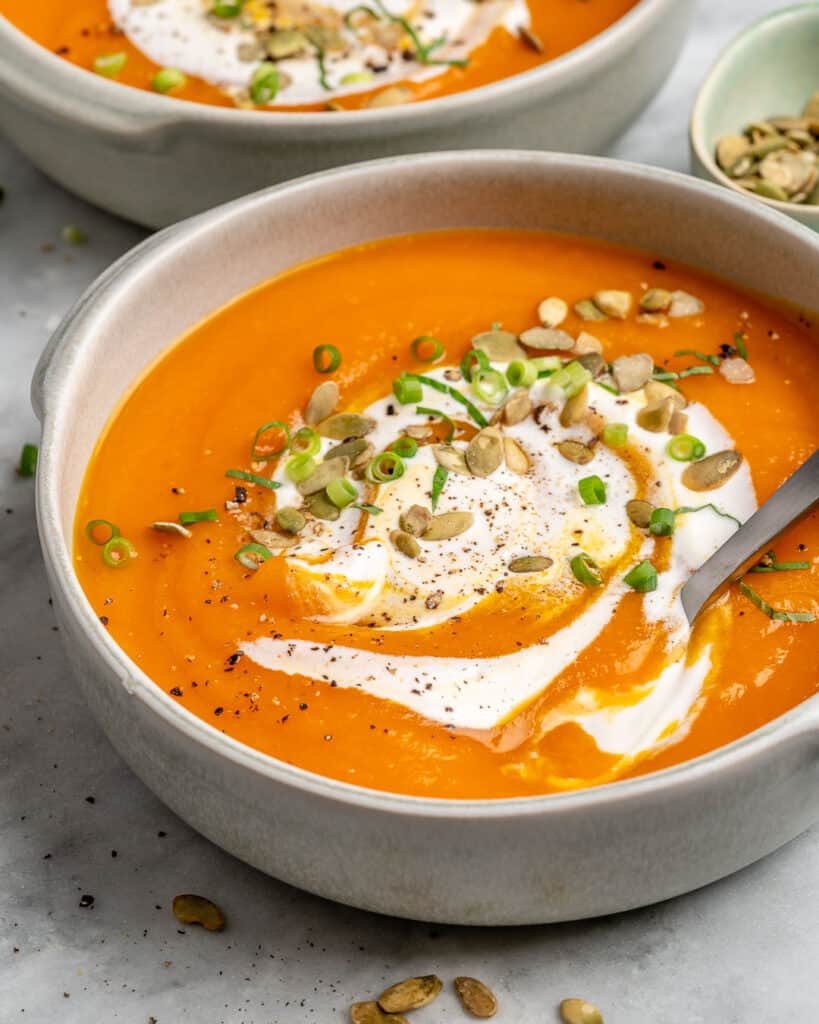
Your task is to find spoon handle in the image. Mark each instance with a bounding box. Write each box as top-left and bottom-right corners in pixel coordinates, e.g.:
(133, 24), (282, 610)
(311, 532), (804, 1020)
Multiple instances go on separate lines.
(681, 449), (819, 623)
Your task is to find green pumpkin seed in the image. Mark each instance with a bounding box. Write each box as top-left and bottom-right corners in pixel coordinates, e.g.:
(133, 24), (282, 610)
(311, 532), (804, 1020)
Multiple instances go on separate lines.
(305, 380), (339, 425)
(350, 1002), (408, 1024)
(520, 326), (574, 350)
(559, 997), (604, 1024)
(644, 379), (686, 410)
(249, 528), (296, 549)
(681, 450), (742, 491)
(378, 975), (443, 1013)
(508, 555), (553, 573)
(303, 491), (340, 521)
(317, 413), (376, 440)
(433, 444), (471, 475)
(422, 512), (474, 541)
(501, 389), (533, 426)
(151, 521), (192, 539)
(575, 351), (606, 378)
(574, 299), (607, 322)
(266, 29), (307, 59)
(716, 134), (750, 172)
(573, 331), (603, 356)
(390, 529), (420, 559)
(325, 437), (371, 466)
(626, 499), (655, 528)
(559, 385), (588, 427)
(453, 976), (498, 1017)
(471, 330), (526, 362)
(276, 507), (306, 534)
(399, 505), (432, 537)
(636, 396), (675, 433)
(752, 179), (789, 202)
(747, 134), (790, 159)
(465, 429), (504, 477)
(172, 894), (225, 931)
(297, 456), (349, 495)
(557, 440), (594, 465)
(639, 287), (672, 313)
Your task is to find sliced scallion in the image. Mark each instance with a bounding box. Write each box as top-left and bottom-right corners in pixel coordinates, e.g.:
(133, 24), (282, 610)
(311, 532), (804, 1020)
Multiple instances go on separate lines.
(506, 359), (538, 388)
(748, 550), (810, 573)
(649, 507), (675, 537)
(404, 373), (488, 427)
(460, 348), (490, 382)
(392, 375), (423, 405)
(390, 436), (418, 459)
(151, 67), (187, 93)
(578, 475), (606, 505)
(285, 453), (317, 483)
(93, 52), (127, 78)
(430, 465), (448, 512)
(102, 536), (136, 568)
(367, 451), (405, 484)
(470, 367), (508, 406)
(85, 519), (120, 545)
(737, 580), (815, 622)
(667, 433), (706, 461)
(531, 355), (562, 375)
(624, 559), (658, 593)
(225, 469), (280, 490)
(602, 423), (628, 448)
(734, 331), (748, 360)
(410, 335), (445, 363)
(179, 509), (218, 525)
(251, 420), (290, 461)
(17, 443), (38, 477)
(326, 476), (357, 508)
(234, 542), (272, 571)
(313, 344), (341, 374)
(570, 552), (602, 587)
(352, 502), (382, 515)
(250, 61), (280, 105)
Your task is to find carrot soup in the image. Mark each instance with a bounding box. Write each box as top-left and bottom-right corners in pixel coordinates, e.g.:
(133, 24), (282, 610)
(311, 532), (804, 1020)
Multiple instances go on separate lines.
(0, 0), (638, 111)
(74, 229), (819, 799)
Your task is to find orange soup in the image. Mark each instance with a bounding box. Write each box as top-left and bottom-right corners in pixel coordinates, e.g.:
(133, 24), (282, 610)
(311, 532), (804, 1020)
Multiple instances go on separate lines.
(1, 0), (638, 111)
(74, 230), (819, 799)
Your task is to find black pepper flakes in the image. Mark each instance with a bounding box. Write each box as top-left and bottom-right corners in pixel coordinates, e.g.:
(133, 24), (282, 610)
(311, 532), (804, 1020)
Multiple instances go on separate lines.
(78, 894), (95, 908)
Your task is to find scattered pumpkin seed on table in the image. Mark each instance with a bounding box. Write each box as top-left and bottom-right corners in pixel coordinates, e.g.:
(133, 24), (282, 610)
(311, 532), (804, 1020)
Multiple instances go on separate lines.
(171, 894), (225, 931)
(377, 975), (443, 1013)
(559, 996), (604, 1024)
(453, 976), (498, 1017)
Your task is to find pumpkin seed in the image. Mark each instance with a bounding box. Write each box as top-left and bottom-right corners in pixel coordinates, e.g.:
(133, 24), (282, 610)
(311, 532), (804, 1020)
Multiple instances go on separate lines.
(520, 326), (574, 350)
(592, 289), (632, 319)
(519, 24), (544, 52)
(668, 290), (704, 318)
(350, 1002), (408, 1024)
(508, 555), (553, 573)
(559, 384), (588, 427)
(471, 329), (526, 361)
(276, 507), (306, 534)
(422, 511), (474, 541)
(760, 149), (817, 194)
(378, 975), (443, 1013)
(367, 85), (412, 108)
(803, 91), (819, 119)
(716, 134), (750, 172)
(390, 529), (420, 559)
(611, 352), (653, 392)
(669, 409), (688, 435)
(639, 287), (672, 313)
(573, 331), (603, 355)
(249, 528), (296, 549)
(465, 429), (504, 477)
(433, 444), (471, 475)
(636, 396), (674, 433)
(316, 413), (376, 440)
(326, 438), (373, 468)
(575, 351), (606, 378)
(538, 296), (568, 327)
(644, 379), (686, 410)
(399, 504), (432, 537)
(305, 380), (339, 425)
(574, 299), (607, 322)
(503, 436), (531, 474)
(297, 457), (350, 495)
(719, 356), (755, 383)
(501, 389), (533, 425)
(752, 179), (790, 202)
(453, 976), (498, 1017)
(681, 450), (742, 491)
(172, 894), (225, 931)
(747, 134), (791, 159)
(626, 498), (654, 528)
(151, 521), (192, 539)
(266, 29), (307, 59)
(303, 491), (340, 521)
(557, 440), (594, 465)
(559, 997), (604, 1024)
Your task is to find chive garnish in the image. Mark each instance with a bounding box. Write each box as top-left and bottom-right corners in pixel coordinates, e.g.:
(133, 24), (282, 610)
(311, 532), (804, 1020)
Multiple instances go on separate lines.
(313, 344), (341, 374)
(506, 359), (538, 388)
(251, 420), (290, 461)
(85, 519), (120, 545)
(234, 543), (272, 571)
(326, 477), (358, 508)
(624, 560), (658, 593)
(594, 380), (619, 395)
(470, 368), (508, 406)
(430, 465), (448, 512)
(674, 504), (742, 529)
(649, 507), (675, 536)
(17, 443), (38, 477)
(410, 335), (445, 363)
(315, 48), (332, 91)
(416, 406), (455, 442)
(674, 348), (721, 367)
(367, 451), (405, 484)
(93, 52), (127, 78)
(666, 433), (706, 461)
(179, 509), (218, 525)
(570, 552), (602, 587)
(345, 1), (468, 67)
(734, 331), (748, 359)
(737, 580), (815, 622)
(285, 453), (317, 483)
(101, 536), (136, 568)
(225, 469), (280, 490)
(578, 475), (606, 505)
(352, 503), (382, 515)
(152, 67), (187, 93)
(678, 365), (714, 378)
(393, 375), (424, 405)
(748, 550), (810, 573)
(460, 349), (490, 382)
(404, 374), (488, 427)
(602, 423), (628, 447)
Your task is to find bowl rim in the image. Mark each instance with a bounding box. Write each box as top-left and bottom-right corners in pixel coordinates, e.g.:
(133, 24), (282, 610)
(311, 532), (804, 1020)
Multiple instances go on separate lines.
(689, 1), (819, 222)
(35, 150), (819, 820)
(1, 0), (675, 129)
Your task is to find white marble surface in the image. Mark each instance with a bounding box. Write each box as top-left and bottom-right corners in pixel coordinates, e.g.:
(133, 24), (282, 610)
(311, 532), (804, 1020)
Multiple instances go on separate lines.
(1, 2), (817, 1021)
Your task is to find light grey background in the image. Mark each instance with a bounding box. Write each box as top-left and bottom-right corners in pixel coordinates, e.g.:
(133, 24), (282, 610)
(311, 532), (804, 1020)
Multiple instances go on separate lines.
(1, 2), (817, 1021)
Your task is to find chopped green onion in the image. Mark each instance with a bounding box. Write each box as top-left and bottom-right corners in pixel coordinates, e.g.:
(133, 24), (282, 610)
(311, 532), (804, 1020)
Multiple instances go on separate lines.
(674, 348), (720, 366)
(234, 543), (273, 571)
(404, 373), (488, 428)
(179, 509), (218, 525)
(102, 536), (136, 568)
(392, 375), (424, 405)
(570, 552), (603, 587)
(367, 451), (405, 484)
(624, 559), (658, 593)
(594, 380), (619, 395)
(649, 507), (675, 537)
(548, 360), (592, 398)
(390, 436), (418, 458)
(250, 61), (280, 105)
(748, 550), (810, 573)
(313, 344), (341, 374)
(578, 475), (606, 505)
(85, 519), (120, 545)
(352, 503), (382, 515)
(506, 359), (538, 388)
(737, 580), (815, 622)
(290, 426), (321, 457)
(430, 465), (448, 512)
(314, 47), (332, 91)
(667, 434), (706, 461)
(225, 469), (280, 490)
(410, 335), (445, 363)
(470, 367), (508, 406)
(93, 52), (127, 78)
(678, 365), (714, 378)
(674, 504), (742, 529)
(734, 331), (748, 360)
(251, 420), (290, 461)
(17, 443), (38, 477)
(602, 423), (628, 448)
(212, 0), (243, 16)
(340, 70), (375, 85)
(349, 0), (469, 67)
(531, 355), (563, 375)
(652, 370), (679, 382)
(326, 477), (358, 508)
(460, 348), (490, 382)
(151, 67), (187, 93)
(285, 453), (317, 483)
(416, 405), (455, 442)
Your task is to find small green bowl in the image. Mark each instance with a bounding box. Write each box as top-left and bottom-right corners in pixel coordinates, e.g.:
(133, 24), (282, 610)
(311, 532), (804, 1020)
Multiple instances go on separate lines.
(690, 2), (819, 231)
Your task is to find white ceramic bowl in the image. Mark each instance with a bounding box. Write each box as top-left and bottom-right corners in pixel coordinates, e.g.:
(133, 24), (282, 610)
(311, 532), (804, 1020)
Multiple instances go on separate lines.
(690, 2), (819, 232)
(0, 0), (694, 228)
(33, 152), (819, 925)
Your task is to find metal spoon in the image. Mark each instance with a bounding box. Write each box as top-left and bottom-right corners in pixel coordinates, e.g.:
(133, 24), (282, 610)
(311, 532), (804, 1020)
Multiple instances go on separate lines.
(681, 449), (819, 623)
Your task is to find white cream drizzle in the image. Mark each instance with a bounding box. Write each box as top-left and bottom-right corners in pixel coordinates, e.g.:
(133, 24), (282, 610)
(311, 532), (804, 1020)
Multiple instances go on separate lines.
(107, 0), (528, 105)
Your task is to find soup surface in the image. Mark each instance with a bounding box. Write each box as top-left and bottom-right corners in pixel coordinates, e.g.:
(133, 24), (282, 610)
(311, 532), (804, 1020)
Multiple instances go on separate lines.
(1, 0), (637, 111)
(74, 230), (819, 799)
